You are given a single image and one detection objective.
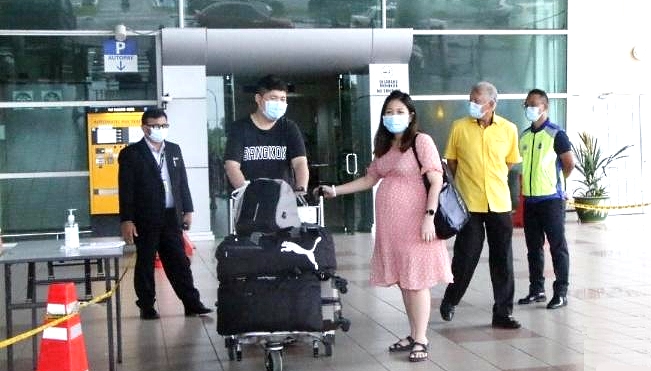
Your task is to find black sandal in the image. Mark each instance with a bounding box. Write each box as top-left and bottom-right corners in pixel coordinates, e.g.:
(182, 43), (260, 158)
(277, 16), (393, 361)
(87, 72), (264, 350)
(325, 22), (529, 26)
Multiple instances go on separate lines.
(388, 336), (414, 352)
(408, 342), (428, 362)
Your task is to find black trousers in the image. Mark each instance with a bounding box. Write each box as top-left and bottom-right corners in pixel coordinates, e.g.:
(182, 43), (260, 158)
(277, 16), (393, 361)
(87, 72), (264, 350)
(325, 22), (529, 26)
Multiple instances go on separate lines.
(523, 198), (569, 296)
(133, 209), (201, 309)
(442, 211), (515, 317)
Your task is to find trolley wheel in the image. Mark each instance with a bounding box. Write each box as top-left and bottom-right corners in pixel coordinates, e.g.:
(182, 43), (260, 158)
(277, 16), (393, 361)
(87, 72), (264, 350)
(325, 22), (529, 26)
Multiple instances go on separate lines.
(312, 340), (319, 357)
(324, 342), (333, 357)
(265, 350), (283, 371)
(228, 344), (236, 361)
(323, 334), (335, 357)
(340, 317), (351, 332)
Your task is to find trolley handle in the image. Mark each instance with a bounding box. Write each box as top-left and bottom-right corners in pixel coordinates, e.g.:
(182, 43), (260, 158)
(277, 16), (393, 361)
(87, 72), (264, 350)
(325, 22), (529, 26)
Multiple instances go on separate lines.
(294, 186), (309, 207)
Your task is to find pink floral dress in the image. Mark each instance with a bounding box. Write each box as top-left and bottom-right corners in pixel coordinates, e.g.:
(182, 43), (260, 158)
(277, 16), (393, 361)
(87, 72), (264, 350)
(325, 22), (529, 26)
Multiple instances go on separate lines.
(367, 134), (453, 290)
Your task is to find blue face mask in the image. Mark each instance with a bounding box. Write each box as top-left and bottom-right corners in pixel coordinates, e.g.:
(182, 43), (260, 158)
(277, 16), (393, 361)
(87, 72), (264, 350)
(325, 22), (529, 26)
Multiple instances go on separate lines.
(262, 100), (288, 121)
(468, 101), (485, 119)
(525, 106), (542, 122)
(382, 114), (410, 134)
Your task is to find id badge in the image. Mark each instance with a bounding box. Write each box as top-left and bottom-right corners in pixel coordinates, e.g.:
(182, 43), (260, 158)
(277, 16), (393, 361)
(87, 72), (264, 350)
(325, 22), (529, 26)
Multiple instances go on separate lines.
(163, 180), (170, 194)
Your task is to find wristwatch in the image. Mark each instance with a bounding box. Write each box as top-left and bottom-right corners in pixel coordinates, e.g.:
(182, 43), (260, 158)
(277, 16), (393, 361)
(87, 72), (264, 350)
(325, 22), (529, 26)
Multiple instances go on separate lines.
(425, 209), (435, 216)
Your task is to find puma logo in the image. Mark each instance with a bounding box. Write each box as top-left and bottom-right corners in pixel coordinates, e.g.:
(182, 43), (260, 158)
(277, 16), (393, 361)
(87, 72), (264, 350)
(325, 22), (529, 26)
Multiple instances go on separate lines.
(280, 237), (322, 270)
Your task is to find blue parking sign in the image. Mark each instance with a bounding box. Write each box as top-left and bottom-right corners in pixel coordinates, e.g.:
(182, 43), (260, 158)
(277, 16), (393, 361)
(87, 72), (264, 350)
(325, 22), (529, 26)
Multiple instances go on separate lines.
(103, 39), (138, 73)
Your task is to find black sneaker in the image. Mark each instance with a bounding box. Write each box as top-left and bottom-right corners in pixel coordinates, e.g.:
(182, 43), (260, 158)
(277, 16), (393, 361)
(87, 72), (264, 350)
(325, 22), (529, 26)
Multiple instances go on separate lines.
(140, 307), (160, 320)
(439, 302), (455, 321)
(184, 303), (213, 317)
(517, 292), (546, 305)
(546, 296), (568, 309)
(491, 315), (521, 329)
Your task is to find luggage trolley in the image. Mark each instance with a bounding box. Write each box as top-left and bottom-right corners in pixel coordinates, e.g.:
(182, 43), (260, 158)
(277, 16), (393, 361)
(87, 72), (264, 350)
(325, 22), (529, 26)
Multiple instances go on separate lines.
(219, 184), (351, 371)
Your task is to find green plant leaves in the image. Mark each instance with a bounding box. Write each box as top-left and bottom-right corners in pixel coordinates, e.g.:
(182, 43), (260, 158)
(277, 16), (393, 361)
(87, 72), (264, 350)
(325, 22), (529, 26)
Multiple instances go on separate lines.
(570, 132), (632, 197)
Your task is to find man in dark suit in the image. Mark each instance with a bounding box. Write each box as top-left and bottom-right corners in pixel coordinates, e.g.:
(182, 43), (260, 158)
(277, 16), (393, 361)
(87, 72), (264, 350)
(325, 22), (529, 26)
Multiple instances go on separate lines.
(119, 108), (212, 319)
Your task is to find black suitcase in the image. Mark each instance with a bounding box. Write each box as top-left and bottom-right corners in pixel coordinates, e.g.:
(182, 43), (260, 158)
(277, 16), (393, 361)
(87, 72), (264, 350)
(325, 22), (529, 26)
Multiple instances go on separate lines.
(216, 224), (336, 280)
(217, 274), (323, 335)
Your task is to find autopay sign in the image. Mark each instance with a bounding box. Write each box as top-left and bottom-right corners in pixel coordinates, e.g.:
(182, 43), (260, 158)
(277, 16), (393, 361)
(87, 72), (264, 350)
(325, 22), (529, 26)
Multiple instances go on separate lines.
(103, 39), (138, 73)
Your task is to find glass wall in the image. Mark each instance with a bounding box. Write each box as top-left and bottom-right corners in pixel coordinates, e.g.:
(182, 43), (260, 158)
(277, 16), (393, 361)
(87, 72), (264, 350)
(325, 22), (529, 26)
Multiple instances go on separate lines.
(0, 35), (156, 233)
(410, 34), (567, 96)
(0, 0), (178, 30)
(0, 105), (90, 232)
(416, 99), (568, 150)
(0, 36), (156, 102)
(0, 0), (386, 30)
(403, 0), (568, 211)
(391, 0), (566, 30)
(188, 0), (382, 28)
(0, 0), (569, 233)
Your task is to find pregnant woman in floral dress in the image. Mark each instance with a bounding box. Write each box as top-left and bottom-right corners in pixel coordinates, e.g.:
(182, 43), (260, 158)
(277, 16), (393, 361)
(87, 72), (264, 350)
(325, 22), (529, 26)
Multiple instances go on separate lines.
(317, 90), (453, 362)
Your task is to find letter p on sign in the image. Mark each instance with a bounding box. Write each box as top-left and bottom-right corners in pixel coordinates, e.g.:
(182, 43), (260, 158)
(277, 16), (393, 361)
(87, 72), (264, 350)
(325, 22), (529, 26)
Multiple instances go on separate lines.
(115, 42), (126, 54)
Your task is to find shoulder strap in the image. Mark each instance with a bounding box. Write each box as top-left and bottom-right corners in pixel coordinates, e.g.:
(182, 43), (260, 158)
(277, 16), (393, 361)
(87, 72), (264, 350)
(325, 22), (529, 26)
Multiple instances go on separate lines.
(411, 133), (449, 184)
(411, 133), (423, 170)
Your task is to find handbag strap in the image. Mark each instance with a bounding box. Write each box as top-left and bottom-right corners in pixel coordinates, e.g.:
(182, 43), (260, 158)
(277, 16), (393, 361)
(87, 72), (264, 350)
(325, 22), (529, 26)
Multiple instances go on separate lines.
(410, 133), (449, 184)
(411, 133), (424, 170)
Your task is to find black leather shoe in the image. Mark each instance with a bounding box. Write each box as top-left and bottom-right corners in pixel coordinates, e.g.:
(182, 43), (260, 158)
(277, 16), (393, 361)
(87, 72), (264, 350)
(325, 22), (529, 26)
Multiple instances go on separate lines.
(140, 307), (160, 320)
(546, 296), (567, 309)
(440, 302), (455, 322)
(517, 292), (546, 305)
(184, 303), (213, 317)
(491, 315), (521, 329)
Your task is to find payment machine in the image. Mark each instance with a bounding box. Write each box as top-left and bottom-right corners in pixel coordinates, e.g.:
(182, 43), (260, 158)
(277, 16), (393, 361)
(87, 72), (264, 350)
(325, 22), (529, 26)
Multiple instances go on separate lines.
(87, 107), (145, 214)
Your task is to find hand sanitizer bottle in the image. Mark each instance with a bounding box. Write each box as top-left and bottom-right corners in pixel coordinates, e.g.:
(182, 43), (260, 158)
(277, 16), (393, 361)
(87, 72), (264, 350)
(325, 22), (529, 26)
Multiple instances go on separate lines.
(64, 209), (80, 248)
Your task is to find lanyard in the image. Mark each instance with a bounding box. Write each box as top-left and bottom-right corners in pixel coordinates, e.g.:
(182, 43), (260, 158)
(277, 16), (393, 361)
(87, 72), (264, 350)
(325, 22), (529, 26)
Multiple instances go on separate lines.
(158, 151), (165, 172)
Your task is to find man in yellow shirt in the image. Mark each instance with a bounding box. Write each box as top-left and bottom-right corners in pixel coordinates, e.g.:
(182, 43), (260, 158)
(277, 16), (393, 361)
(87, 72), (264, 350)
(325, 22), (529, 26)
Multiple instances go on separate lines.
(439, 81), (522, 329)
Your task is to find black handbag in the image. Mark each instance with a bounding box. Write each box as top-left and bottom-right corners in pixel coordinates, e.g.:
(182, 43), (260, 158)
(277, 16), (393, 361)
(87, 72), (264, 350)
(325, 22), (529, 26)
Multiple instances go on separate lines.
(411, 135), (470, 239)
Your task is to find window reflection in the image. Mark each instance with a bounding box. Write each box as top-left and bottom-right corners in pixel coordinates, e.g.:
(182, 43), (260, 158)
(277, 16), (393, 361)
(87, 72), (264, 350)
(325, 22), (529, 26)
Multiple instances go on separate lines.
(0, 36), (156, 102)
(410, 35), (567, 95)
(392, 0), (566, 30)
(0, 0), (567, 31)
(192, 1), (294, 28)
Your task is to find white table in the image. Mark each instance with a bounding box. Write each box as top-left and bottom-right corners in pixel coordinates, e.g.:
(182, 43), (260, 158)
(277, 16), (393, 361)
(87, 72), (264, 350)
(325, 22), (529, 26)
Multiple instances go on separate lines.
(0, 239), (124, 371)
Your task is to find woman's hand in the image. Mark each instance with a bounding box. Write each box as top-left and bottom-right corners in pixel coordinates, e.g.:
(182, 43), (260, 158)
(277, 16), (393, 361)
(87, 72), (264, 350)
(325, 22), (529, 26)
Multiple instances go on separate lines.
(421, 216), (436, 243)
(313, 185), (336, 199)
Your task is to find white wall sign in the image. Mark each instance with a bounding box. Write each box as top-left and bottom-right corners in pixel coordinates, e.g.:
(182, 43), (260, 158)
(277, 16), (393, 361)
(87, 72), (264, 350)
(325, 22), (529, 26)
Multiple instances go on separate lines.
(369, 64), (409, 95)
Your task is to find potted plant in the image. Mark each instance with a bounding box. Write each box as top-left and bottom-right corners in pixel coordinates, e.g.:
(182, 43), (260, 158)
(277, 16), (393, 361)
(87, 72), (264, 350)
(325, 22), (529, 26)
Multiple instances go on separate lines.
(571, 131), (632, 222)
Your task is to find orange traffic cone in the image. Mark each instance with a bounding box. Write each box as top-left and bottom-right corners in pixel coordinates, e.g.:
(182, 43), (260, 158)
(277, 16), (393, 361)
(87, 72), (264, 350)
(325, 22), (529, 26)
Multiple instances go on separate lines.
(154, 253), (163, 268)
(154, 232), (193, 269)
(37, 282), (89, 371)
(182, 231), (194, 257)
(512, 175), (525, 228)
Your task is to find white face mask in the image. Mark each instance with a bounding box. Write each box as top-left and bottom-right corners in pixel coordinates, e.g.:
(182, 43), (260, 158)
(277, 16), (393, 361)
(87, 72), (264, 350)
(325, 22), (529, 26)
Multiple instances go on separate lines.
(525, 106), (543, 122)
(148, 127), (168, 143)
(468, 101), (485, 119)
(262, 100), (288, 121)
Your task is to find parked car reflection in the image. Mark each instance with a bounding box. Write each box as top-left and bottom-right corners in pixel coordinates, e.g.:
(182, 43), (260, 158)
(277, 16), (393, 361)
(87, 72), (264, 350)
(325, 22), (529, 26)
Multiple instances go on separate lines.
(350, 5), (396, 28)
(194, 1), (293, 28)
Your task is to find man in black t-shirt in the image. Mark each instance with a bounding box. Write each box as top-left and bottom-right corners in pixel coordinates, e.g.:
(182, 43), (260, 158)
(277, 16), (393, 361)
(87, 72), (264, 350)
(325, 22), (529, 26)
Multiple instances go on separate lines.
(224, 75), (309, 191)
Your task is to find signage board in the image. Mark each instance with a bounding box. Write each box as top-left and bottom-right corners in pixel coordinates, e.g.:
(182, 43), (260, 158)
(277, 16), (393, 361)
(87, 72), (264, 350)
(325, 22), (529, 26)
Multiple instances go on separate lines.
(103, 39), (138, 73)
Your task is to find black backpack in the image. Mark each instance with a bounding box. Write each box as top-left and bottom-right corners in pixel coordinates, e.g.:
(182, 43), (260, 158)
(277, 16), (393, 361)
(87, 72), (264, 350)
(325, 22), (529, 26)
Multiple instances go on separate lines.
(234, 178), (301, 235)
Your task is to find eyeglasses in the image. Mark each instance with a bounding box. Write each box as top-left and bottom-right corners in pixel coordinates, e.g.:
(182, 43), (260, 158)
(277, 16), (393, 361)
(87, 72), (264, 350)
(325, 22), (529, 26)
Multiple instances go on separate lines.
(145, 124), (170, 129)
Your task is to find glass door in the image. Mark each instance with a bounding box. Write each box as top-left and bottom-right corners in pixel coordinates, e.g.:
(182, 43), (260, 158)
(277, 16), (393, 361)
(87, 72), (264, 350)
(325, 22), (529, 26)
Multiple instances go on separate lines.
(335, 74), (373, 233)
(207, 73), (374, 236)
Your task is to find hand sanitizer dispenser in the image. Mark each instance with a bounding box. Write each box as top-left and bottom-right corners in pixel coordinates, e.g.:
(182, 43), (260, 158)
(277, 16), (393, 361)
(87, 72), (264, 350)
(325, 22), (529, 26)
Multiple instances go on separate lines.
(64, 209), (80, 248)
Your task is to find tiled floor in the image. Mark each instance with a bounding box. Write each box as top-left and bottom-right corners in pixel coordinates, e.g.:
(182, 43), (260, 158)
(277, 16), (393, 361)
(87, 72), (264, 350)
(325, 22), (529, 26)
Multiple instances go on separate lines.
(3, 212), (651, 371)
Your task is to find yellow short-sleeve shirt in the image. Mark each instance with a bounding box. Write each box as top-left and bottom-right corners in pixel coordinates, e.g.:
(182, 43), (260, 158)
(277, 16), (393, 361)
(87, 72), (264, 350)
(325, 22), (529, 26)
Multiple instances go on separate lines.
(444, 114), (522, 213)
